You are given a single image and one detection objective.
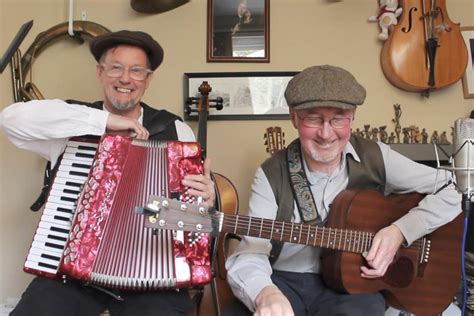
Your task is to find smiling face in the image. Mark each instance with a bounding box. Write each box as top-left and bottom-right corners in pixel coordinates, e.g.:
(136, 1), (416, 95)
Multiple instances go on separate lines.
(96, 44), (153, 118)
(290, 106), (355, 174)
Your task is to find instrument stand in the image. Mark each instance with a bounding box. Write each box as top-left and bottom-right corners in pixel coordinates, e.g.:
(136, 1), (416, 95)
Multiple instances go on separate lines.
(0, 20), (33, 74)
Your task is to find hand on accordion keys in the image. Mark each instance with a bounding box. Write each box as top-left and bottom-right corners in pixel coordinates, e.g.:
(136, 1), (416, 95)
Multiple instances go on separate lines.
(182, 157), (216, 207)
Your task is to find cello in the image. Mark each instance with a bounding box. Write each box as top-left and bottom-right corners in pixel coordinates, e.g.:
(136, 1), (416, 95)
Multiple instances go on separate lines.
(185, 81), (239, 316)
(380, 0), (468, 95)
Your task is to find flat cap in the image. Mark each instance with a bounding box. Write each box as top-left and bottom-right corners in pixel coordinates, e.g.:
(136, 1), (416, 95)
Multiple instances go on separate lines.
(89, 30), (164, 70)
(285, 65), (366, 110)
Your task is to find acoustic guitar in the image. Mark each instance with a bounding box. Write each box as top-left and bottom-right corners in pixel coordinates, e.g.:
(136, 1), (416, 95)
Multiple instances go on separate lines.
(141, 190), (462, 316)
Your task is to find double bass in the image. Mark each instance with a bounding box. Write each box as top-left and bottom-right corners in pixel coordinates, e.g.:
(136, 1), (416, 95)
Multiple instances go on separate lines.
(381, 0), (468, 95)
(185, 82), (239, 316)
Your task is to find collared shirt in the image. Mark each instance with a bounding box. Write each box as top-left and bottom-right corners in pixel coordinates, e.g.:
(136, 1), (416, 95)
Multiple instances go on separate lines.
(0, 99), (195, 165)
(225, 141), (461, 311)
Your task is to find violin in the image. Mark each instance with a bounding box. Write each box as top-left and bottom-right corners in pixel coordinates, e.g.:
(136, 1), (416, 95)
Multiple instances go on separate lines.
(381, 0), (468, 95)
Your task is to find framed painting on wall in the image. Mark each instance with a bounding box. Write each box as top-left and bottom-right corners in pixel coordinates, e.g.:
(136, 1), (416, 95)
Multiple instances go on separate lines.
(184, 71), (297, 120)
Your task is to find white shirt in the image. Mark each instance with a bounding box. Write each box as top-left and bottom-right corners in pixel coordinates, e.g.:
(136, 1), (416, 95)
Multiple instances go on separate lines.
(225, 141), (461, 311)
(0, 99), (195, 166)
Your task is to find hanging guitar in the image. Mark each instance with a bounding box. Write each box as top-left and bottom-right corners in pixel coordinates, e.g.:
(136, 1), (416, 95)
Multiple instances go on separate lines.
(263, 126), (286, 156)
(185, 81), (239, 316)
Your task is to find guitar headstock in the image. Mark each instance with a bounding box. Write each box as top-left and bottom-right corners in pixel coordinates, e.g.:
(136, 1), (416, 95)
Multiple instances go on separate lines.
(264, 126), (285, 156)
(138, 195), (215, 234)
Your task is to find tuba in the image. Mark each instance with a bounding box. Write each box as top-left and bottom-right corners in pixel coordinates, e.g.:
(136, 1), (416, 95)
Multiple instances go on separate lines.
(11, 21), (110, 102)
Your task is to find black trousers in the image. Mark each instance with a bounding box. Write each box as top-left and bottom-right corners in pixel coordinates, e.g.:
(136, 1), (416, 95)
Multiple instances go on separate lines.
(223, 270), (386, 316)
(10, 277), (193, 316)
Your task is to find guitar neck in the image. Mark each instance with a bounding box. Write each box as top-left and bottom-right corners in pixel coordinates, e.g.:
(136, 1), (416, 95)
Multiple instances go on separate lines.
(217, 212), (373, 254)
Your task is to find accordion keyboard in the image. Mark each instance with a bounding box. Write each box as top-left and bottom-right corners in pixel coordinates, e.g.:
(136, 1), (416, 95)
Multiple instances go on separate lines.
(24, 139), (98, 277)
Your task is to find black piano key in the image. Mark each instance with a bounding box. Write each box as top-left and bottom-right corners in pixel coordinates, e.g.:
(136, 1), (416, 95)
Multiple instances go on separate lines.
(76, 153), (95, 159)
(50, 226), (70, 234)
(65, 181), (82, 188)
(42, 253), (61, 261)
(45, 242), (64, 250)
(48, 234), (67, 242)
(56, 207), (73, 215)
(69, 171), (89, 177)
(77, 145), (97, 152)
(53, 215), (71, 222)
(38, 262), (58, 270)
(63, 188), (80, 195)
(71, 162), (92, 169)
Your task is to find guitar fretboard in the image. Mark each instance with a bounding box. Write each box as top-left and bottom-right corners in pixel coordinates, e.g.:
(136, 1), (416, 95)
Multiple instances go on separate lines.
(219, 213), (374, 254)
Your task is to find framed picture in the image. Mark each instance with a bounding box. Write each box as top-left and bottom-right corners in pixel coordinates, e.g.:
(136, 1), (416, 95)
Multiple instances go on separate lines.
(461, 26), (474, 99)
(207, 0), (270, 63)
(184, 72), (297, 120)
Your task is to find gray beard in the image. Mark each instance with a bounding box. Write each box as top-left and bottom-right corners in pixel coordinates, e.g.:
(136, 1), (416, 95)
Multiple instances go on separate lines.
(111, 99), (136, 111)
(308, 148), (339, 163)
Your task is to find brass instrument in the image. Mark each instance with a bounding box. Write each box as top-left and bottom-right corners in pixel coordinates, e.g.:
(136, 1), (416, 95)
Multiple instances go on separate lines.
(130, 0), (189, 13)
(11, 20), (110, 102)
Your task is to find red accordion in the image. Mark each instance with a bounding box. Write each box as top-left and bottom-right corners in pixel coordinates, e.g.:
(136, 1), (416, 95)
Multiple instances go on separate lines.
(24, 134), (212, 290)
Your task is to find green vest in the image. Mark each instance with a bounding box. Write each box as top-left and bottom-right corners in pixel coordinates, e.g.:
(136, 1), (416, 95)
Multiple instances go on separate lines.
(261, 135), (386, 265)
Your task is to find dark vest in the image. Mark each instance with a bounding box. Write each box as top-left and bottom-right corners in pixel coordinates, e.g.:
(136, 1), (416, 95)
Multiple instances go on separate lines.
(261, 135), (386, 264)
(30, 100), (182, 211)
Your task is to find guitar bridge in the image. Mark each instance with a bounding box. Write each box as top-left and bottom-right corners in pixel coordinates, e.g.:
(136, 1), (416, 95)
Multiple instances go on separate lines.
(417, 237), (431, 277)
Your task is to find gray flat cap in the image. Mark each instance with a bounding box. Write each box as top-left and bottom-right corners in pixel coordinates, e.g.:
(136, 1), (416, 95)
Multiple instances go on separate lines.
(285, 65), (366, 110)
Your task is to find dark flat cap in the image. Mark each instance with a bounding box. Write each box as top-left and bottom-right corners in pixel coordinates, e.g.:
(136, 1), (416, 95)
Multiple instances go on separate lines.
(89, 30), (164, 70)
(285, 65), (366, 110)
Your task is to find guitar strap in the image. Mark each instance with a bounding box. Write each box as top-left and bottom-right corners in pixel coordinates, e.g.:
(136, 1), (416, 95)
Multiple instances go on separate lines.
(286, 139), (322, 224)
(262, 135), (386, 265)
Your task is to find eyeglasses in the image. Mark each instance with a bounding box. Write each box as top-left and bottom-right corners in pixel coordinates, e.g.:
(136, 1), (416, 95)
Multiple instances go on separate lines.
(295, 113), (352, 129)
(100, 63), (153, 81)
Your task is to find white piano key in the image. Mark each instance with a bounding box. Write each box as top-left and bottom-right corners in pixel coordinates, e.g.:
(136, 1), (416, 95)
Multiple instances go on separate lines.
(35, 227), (69, 240)
(67, 140), (99, 150)
(46, 195), (76, 206)
(27, 253), (61, 267)
(28, 246), (63, 261)
(58, 158), (93, 170)
(61, 153), (94, 164)
(31, 240), (64, 255)
(34, 232), (67, 246)
(38, 220), (70, 233)
(55, 170), (88, 182)
(49, 189), (80, 201)
(42, 209), (73, 223)
(50, 183), (82, 195)
(24, 259), (59, 274)
(51, 176), (85, 188)
(40, 213), (72, 226)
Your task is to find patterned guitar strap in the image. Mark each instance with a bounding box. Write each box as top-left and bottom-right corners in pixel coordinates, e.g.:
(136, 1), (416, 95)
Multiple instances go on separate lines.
(287, 139), (323, 225)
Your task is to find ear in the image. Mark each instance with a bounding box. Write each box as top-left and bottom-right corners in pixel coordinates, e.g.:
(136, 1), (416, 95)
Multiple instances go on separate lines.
(95, 64), (102, 80)
(144, 73), (154, 90)
(289, 108), (298, 129)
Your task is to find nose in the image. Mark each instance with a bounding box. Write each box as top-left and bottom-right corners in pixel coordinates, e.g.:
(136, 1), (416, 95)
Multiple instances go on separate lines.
(118, 68), (132, 82)
(317, 121), (333, 138)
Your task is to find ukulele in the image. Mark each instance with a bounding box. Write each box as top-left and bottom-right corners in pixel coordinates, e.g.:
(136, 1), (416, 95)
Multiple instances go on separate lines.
(141, 190), (462, 316)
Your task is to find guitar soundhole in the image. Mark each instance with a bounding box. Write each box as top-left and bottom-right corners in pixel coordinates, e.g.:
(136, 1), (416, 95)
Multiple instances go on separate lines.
(383, 256), (414, 288)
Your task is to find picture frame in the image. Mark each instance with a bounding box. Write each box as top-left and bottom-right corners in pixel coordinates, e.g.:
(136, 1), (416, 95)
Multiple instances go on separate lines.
(184, 72), (297, 120)
(461, 26), (474, 99)
(207, 0), (270, 63)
